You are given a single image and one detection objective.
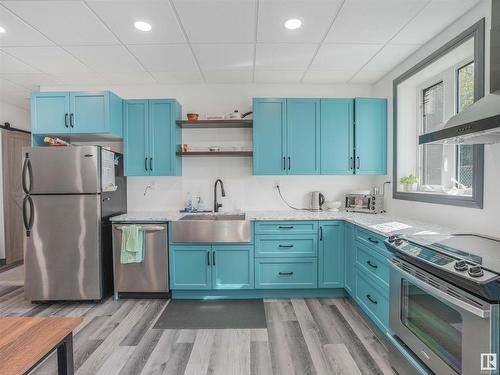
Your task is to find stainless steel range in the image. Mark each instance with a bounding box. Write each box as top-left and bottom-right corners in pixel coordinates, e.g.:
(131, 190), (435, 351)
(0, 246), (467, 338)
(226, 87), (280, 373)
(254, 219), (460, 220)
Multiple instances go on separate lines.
(384, 234), (500, 375)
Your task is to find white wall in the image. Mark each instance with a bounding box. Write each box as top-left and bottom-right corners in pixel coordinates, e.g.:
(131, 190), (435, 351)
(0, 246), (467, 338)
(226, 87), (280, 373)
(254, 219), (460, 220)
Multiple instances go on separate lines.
(374, 0), (500, 237)
(40, 83), (377, 212)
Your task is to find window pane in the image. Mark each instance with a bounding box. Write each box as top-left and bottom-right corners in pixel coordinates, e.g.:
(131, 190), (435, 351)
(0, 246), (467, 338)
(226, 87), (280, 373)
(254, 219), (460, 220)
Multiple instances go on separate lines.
(422, 82), (444, 186)
(457, 62), (475, 189)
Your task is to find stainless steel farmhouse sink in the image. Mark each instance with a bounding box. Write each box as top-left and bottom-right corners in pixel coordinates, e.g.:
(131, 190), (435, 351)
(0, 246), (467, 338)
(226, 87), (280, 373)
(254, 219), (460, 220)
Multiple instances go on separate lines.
(171, 213), (251, 242)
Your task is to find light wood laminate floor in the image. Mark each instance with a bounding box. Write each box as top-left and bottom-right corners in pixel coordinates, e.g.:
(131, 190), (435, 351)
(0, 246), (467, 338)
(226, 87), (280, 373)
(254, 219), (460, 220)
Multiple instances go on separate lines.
(0, 285), (395, 375)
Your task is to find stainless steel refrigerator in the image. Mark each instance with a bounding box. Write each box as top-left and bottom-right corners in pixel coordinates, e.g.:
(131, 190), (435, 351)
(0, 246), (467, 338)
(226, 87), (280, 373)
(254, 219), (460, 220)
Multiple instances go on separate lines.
(22, 146), (126, 301)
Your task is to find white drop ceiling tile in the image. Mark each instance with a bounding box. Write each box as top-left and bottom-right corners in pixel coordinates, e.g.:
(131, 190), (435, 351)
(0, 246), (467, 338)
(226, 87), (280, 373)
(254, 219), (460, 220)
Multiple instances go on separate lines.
(0, 77), (31, 106)
(363, 44), (420, 72)
(349, 70), (387, 84)
(391, 0), (481, 45)
(1, 0), (119, 45)
(173, 0), (256, 43)
(0, 73), (61, 89)
(254, 70), (303, 82)
(255, 44), (316, 70)
(86, 1), (185, 44)
(0, 6), (53, 46)
(258, 0), (343, 43)
(2, 46), (91, 73)
(311, 43), (381, 71)
(102, 71), (156, 85)
(193, 44), (253, 71)
(325, 0), (427, 44)
(50, 72), (109, 85)
(64, 45), (145, 73)
(127, 44), (198, 72)
(302, 70), (355, 83)
(151, 71), (204, 84)
(0, 50), (39, 73)
(203, 69), (253, 83)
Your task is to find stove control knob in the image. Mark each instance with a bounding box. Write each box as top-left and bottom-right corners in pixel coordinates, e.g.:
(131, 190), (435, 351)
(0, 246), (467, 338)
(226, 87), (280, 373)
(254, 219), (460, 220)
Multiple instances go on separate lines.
(388, 235), (399, 243)
(468, 265), (484, 278)
(454, 260), (468, 272)
(394, 238), (404, 246)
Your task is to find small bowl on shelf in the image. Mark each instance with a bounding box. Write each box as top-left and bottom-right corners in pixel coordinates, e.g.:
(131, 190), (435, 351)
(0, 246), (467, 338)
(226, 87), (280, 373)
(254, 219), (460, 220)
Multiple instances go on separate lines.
(186, 113), (199, 121)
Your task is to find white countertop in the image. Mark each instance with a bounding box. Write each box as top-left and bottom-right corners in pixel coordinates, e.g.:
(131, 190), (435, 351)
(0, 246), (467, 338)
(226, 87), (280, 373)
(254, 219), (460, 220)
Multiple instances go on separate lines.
(110, 210), (456, 237)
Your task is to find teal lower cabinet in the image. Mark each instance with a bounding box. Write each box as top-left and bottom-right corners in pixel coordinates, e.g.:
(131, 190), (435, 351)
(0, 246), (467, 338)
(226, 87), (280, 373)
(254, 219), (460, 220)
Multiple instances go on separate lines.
(344, 222), (355, 295)
(255, 258), (317, 289)
(169, 245), (211, 290)
(354, 269), (389, 333)
(255, 234), (317, 257)
(318, 221), (344, 288)
(212, 245), (254, 290)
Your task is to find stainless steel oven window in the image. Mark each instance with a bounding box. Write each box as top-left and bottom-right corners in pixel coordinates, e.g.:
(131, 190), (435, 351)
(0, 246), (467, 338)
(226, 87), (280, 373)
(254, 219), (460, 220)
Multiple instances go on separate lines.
(401, 279), (463, 373)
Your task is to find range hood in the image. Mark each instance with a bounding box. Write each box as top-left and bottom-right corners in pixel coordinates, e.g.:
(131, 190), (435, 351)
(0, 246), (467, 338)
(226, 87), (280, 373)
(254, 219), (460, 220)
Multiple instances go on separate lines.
(419, 1), (500, 145)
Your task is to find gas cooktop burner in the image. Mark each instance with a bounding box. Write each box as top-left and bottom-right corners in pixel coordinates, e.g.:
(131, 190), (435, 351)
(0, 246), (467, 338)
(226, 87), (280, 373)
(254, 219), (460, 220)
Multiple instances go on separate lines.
(385, 233), (500, 301)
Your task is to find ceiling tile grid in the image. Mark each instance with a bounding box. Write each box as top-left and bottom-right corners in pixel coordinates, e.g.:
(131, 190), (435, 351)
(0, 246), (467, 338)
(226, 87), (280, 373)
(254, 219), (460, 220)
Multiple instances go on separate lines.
(0, 0), (482, 106)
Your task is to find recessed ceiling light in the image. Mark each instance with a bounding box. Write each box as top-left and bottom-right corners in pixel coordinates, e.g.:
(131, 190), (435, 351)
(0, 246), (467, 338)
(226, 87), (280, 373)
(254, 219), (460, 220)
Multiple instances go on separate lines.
(0, 26), (6, 34)
(284, 18), (302, 30)
(134, 21), (152, 32)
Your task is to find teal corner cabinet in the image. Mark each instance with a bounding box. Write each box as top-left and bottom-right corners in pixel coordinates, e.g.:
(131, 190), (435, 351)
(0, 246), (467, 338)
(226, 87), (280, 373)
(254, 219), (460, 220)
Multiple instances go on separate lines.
(31, 91), (123, 137)
(252, 98), (320, 175)
(253, 97), (387, 176)
(169, 244), (254, 290)
(124, 99), (181, 176)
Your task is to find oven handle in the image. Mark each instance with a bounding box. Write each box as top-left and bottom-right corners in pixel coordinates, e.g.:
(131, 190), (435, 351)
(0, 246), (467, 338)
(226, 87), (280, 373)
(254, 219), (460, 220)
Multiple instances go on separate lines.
(389, 261), (490, 319)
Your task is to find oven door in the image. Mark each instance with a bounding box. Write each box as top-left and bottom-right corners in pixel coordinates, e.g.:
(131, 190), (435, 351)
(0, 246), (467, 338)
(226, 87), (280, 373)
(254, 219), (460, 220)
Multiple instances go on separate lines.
(389, 258), (492, 375)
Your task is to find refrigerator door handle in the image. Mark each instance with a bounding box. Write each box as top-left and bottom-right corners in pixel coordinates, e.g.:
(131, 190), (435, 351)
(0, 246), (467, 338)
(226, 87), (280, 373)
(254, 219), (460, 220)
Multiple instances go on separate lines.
(22, 155), (32, 194)
(22, 195), (34, 237)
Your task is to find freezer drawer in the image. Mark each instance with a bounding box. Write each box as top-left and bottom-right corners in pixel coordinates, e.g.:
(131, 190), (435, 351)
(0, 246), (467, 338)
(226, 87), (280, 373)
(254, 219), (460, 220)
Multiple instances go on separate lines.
(112, 223), (169, 294)
(22, 146), (100, 194)
(24, 194), (102, 301)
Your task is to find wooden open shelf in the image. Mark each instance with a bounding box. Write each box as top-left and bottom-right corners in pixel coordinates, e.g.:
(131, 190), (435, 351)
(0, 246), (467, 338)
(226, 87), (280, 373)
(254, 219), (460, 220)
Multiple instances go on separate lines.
(176, 119), (252, 128)
(176, 151), (253, 157)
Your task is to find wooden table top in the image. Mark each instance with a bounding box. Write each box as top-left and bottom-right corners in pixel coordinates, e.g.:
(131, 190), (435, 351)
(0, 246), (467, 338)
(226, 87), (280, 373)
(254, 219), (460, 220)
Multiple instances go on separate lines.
(0, 316), (82, 375)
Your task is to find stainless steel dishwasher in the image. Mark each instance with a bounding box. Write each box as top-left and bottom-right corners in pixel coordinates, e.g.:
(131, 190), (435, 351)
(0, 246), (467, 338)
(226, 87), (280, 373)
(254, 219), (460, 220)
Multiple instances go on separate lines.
(112, 222), (169, 297)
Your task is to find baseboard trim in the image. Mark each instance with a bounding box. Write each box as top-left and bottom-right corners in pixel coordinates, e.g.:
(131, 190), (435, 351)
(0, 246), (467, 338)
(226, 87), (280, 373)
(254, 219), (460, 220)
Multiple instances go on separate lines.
(171, 288), (346, 300)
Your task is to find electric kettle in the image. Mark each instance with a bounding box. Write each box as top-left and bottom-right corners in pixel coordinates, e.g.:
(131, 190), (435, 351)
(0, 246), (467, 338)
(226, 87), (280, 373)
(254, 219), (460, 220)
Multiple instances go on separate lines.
(310, 191), (325, 211)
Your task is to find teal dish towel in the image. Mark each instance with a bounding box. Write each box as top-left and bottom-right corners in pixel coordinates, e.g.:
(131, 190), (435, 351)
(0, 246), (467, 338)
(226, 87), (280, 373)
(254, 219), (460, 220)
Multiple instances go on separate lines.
(120, 225), (144, 264)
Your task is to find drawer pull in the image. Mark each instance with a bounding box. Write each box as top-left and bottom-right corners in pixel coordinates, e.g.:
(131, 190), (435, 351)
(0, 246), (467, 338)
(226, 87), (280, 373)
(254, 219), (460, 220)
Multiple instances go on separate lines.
(368, 237), (379, 244)
(366, 294), (378, 305)
(366, 260), (378, 269)
(278, 244), (294, 248)
(278, 226), (294, 229)
(278, 272), (294, 276)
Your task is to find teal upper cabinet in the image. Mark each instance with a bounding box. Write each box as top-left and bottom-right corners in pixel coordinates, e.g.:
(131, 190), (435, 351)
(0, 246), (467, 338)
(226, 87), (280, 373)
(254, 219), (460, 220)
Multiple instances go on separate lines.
(31, 91), (123, 137)
(320, 99), (354, 174)
(253, 97), (386, 176)
(253, 98), (286, 175)
(286, 99), (320, 175)
(31, 92), (70, 135)
(124, 99), (181, 177)
(354, 98), (387, 175)
(253, 98), (319, 175)
(318, 221), (344, 288)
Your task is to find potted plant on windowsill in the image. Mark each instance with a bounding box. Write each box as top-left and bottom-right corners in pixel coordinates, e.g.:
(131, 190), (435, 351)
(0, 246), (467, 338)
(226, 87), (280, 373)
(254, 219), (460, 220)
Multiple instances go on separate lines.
(400, 175), (418, 192)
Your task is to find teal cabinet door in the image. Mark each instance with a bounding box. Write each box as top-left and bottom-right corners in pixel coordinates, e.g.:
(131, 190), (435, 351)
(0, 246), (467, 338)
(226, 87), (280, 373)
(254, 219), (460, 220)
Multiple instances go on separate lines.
(212, 245), (254, 289)
(344, 223), (355, 295)
(286, 99), (320, 175)
(253, 98), (286, 175)
(354, 98), (387, 175)
(124, 100), (149, 176)
(31, 92), (70, 134)
(149, 100), (173, 176)
(319, 221), (344, 288)
(320, 99), (354, 174)
(69, 92), (109, 133)
(170, 246), (212, 290)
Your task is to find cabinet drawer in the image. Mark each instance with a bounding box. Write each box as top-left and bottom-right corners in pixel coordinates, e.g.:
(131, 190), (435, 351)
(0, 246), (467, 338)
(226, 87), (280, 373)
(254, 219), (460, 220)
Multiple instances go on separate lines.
(255, 258), (317, 289)
(255, 235), (317, 257)
(355, 227), (388, 256)
(355, 271), (389, 332)
(254, 221), (318, 235)
(355, 242), (389, 288)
